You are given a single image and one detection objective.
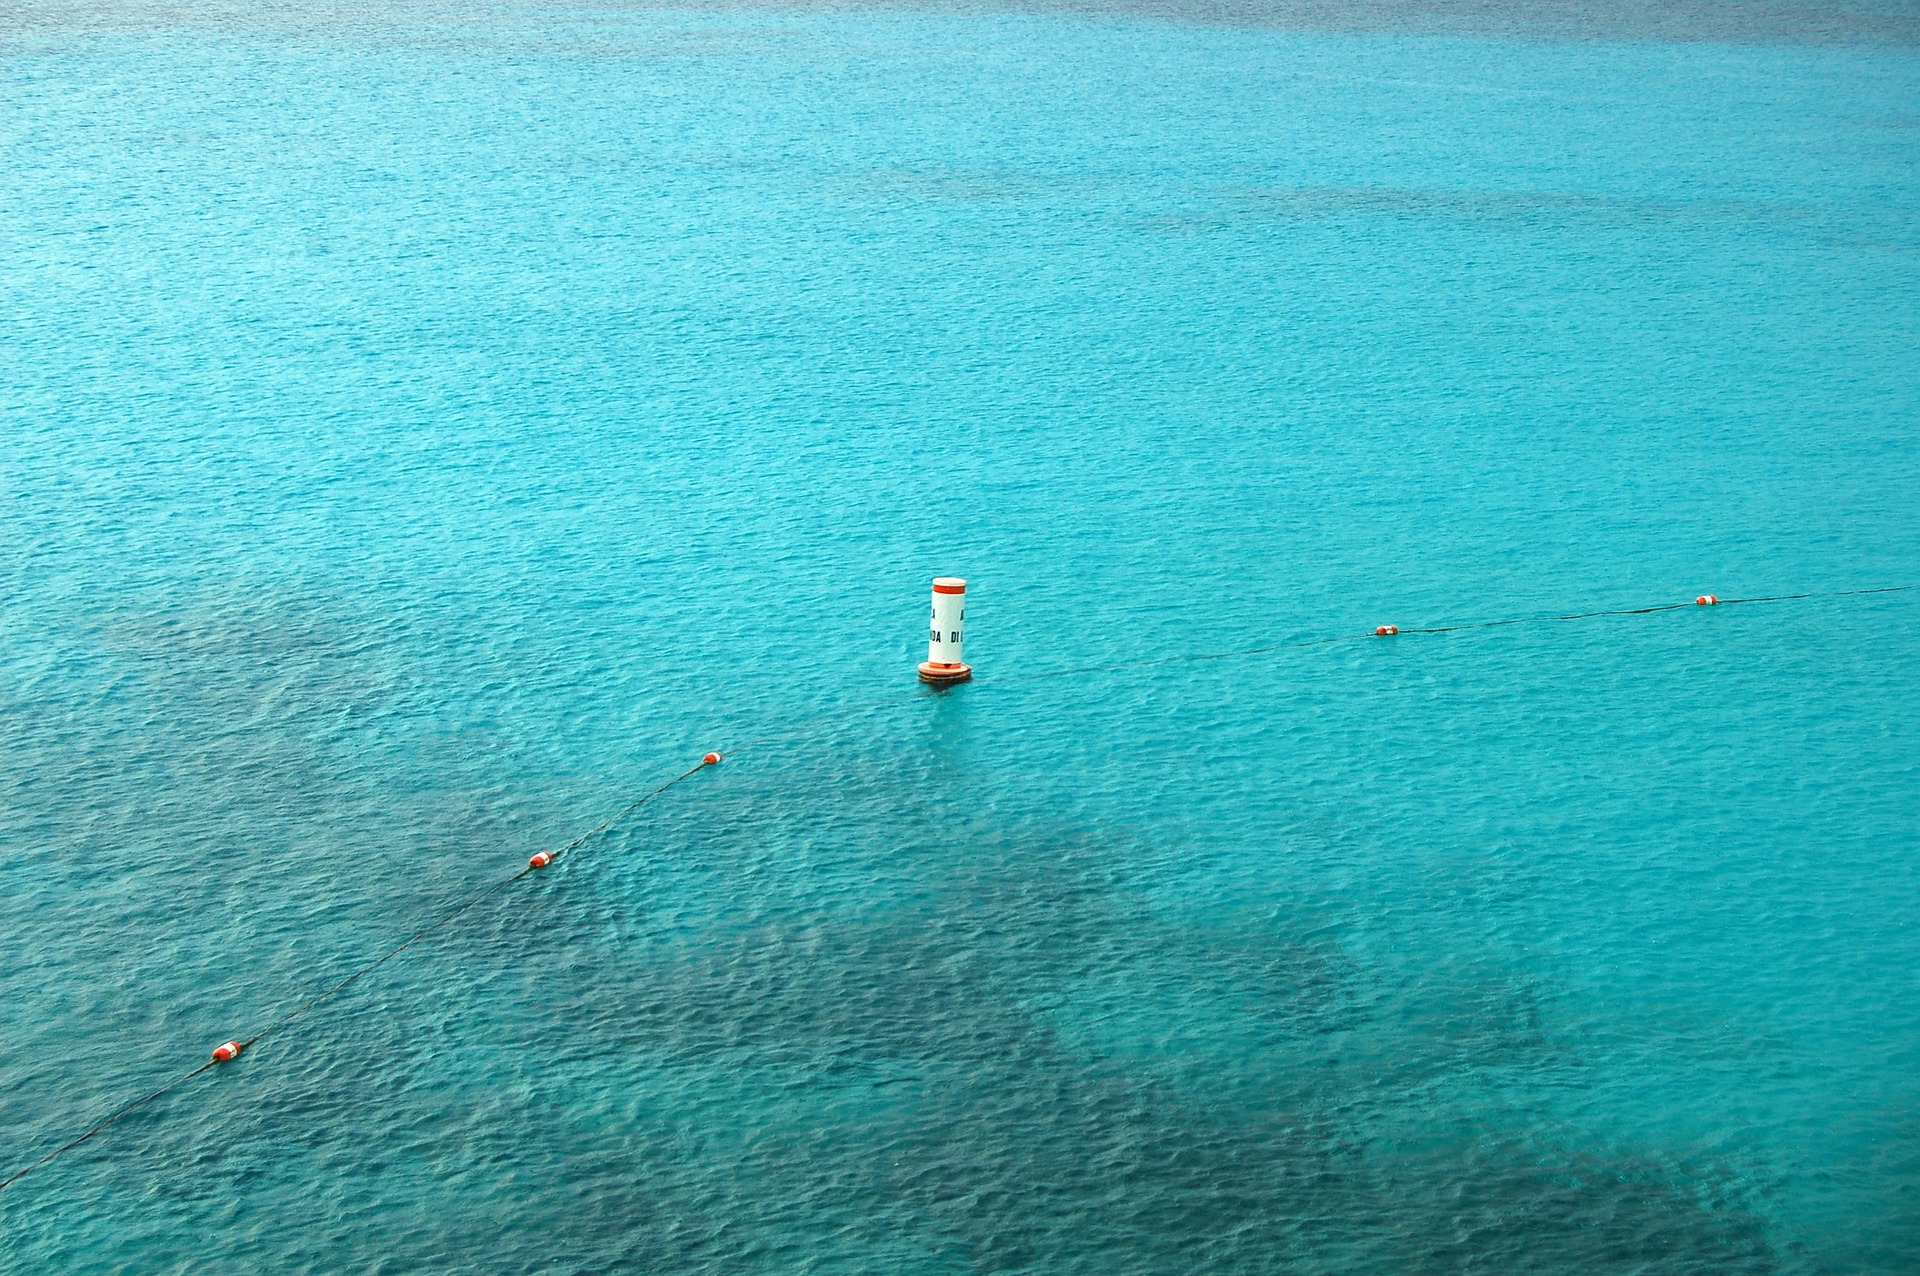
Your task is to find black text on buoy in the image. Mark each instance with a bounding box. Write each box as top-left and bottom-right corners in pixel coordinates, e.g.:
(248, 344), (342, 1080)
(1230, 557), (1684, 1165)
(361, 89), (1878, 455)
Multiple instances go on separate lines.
(918, 577), (972, 687)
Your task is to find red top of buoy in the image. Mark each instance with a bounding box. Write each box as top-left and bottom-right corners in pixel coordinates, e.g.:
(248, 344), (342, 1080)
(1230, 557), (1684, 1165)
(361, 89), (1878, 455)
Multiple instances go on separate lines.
(932, 578), (966, 595)
(703, 751), (722, 765)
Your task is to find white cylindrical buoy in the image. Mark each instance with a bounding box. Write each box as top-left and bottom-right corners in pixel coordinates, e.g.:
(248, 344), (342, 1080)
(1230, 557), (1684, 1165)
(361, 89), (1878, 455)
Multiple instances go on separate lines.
(918, 577), (972, 686)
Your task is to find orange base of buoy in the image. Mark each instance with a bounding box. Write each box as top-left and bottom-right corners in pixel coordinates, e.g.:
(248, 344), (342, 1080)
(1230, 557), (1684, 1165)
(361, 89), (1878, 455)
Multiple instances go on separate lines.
(918, 661), (972, 687)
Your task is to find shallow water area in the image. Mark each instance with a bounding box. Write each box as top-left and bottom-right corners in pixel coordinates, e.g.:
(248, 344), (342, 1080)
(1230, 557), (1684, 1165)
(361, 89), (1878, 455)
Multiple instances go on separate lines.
(2, 1), (1918, 1271)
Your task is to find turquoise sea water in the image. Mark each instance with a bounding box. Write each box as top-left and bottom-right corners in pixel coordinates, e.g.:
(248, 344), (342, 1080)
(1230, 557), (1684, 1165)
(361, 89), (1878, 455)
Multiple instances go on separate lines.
(4, 2), (1918, 1270)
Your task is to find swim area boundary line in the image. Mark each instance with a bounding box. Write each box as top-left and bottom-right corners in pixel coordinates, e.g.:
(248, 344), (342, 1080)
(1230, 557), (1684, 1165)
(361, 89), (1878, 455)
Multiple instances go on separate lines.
(999, 585), (1914, 683)
(0, 583), (1909, 1194)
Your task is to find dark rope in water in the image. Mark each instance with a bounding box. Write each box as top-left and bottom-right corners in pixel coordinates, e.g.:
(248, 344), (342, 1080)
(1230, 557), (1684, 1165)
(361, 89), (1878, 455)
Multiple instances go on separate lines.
(1002, 585), (1913, 683)
(0, 1063), (220, 1194)
(0, 759), (713, 1195)
(3, 584), (1909, 1193)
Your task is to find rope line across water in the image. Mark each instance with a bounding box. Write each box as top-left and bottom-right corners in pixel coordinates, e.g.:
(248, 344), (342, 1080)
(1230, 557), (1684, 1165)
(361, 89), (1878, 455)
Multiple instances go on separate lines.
(1001, 585), (1914, 683)
(0, 757), (716, 1195)
(2, 584), (1909, 1194)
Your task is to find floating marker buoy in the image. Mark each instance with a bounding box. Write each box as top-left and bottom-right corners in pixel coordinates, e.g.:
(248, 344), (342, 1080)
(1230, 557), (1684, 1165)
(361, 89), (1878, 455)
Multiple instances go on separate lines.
(1375, 625), (1399, 636)
(529, 851), (553, 869)
(1696, 595), (1719, 606)
(918, 577), (972, 687)
(211, 1040), (243, 1063)
(703, 752), (721, 765)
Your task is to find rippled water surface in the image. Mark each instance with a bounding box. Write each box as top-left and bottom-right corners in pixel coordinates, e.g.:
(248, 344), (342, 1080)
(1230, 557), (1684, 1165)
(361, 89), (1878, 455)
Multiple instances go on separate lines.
(3, 2), (1918, 1270)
